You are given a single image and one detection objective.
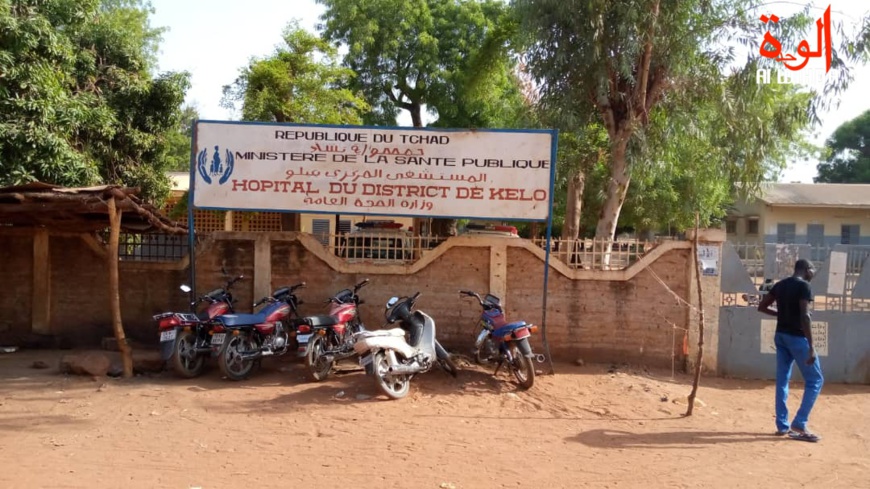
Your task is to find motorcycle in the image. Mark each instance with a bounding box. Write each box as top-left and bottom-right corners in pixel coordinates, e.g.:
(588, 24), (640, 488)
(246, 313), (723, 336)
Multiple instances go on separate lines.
(154, 270), (244, 378)
(215, 283), (306, 381)
(460, 289), (539, 390)
(353, 292), (458, 400)
(299, 279), (370, 382)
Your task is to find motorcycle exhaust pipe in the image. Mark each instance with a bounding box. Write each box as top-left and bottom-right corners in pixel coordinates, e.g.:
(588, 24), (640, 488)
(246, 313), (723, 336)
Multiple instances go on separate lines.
(387, 364), (424, 375)
(240, 351), (264, 360)
(535, 354), (546, 363)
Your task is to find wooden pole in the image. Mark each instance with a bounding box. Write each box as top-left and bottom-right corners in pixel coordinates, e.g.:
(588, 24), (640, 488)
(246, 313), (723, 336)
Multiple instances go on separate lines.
(107, 197), (133, 378)
(686, 212), (705, 416)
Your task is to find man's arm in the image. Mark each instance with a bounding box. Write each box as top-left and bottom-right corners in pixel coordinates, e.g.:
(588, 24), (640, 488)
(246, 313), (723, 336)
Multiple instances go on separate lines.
(757, 291), (778, 317)
(800, 284), (816, 364)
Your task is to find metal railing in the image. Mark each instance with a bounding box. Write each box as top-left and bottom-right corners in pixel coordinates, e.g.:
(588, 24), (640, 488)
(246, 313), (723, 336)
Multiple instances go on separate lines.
(726, 241), (870, 312)
(532, 237), (656, 270)
(317, 233), (449, 264)
(96, 231), (196, 262)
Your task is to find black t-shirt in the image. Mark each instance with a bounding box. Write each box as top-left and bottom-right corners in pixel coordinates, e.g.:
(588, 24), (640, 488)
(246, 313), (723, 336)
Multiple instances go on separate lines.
(769, 276), (813, 336)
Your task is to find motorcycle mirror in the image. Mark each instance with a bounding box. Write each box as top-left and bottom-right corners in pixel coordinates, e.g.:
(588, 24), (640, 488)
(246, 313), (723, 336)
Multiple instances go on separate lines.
(180, 284), (192, 293)
(386, 297), (399, 308)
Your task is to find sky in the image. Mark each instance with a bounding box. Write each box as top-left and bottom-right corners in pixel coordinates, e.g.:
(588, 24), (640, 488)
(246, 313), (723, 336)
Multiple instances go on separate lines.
(150, 0), (869, 183)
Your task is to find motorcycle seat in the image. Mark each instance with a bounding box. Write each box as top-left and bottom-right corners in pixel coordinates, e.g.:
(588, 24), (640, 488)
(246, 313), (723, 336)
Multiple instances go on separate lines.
(218, 313), (267, 327)
(355, 328), (405, 338)
(300, 315), (339, 327)
(493, 321), (528, 337)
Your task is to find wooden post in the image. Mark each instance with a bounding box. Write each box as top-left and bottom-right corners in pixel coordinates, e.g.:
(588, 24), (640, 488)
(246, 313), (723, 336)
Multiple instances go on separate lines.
(32, 229), (51, 335)
(107, 198), (133, 378)
(686, 212), (705, 416)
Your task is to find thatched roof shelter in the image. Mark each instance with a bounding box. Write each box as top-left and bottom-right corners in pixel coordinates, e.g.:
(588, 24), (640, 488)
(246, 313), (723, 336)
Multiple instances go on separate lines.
(0, 182), (187, 234)
(0, 182), (188, 377)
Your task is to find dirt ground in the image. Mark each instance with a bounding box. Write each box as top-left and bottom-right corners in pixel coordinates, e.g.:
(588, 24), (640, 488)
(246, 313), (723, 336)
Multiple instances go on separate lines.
(1, 349), (868, 489)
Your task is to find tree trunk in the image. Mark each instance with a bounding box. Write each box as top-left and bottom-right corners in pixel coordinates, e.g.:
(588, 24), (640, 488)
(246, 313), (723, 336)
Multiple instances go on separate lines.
(107, 198), (133, 378)
(410, 102), (423, 128)
(594, 136), (631, 267)
(561, 170), (585, 240)
(595, 137), (631, 240)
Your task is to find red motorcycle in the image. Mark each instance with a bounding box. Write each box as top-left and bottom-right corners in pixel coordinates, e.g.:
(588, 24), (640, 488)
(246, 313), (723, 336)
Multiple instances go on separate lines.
(297, 279), (369, 381)
(215, 283), (305, 381)
(460, 290), (539, 390)
(154, 269), (244, 378)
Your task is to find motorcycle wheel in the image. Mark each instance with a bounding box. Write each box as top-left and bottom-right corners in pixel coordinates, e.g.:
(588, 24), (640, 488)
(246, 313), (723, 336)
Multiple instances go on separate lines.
(435, 342), (459, 378)
(305, 335), (333, 382)
(473, 337), (494, 365)
(170, 330), (205, 378)
(372, 351), (410, 400)
(509, 344), (535, 390)
(218, 333), (258, 381)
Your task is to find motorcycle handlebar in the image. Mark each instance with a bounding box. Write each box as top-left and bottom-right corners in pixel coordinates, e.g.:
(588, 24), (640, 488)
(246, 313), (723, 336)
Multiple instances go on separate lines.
(253, 296), (271, 308)
(354, 278), (370, 291)
(459, 290), (483, 305)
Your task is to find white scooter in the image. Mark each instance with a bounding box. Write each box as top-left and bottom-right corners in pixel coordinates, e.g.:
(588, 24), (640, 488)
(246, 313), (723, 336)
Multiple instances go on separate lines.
(353, 292), (458, 399)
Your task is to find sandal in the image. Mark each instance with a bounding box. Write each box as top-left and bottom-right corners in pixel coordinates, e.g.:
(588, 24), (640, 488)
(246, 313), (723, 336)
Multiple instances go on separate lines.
(788, 430), (820, 443)
(775, 429), (790, 436)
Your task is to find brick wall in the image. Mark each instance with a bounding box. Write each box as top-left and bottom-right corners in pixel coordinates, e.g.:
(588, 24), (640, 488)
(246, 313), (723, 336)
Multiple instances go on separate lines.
(506, 247), (690, 367)
(0, 235), (33, 343)
(0, 230), (710, 370)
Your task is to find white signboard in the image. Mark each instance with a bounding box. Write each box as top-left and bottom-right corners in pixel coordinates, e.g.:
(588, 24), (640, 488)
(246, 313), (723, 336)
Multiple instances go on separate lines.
(827, 251), (847, 295)
(698, 245), (719, 276)
(191, 121), (556, 220)
(760, 319), (828, 356)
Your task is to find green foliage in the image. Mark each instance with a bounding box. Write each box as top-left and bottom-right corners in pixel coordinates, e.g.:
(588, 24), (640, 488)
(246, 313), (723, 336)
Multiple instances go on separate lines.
(316, 0), (529, 128)
(815, 109), (870, 183)
(165, 105), (199, 172)
(514, 0), (868, 236)
(221, 20), (369, 125)
(0, 0), (191, 204)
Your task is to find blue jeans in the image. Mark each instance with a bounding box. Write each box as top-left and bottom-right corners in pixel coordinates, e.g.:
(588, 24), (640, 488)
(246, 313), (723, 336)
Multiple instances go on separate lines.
(775, 332), (824, 432)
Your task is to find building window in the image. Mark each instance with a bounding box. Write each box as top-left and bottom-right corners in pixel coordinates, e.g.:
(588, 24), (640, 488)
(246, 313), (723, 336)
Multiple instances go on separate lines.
(807, 224), (825, 261)
(777, 223), (796, 244)
(312, 219), (330, 246)
(725, 219), (737, 234)
(313, 219), (351, 246)
(841, 224), (860, 245)
(747, 218), (759, 235)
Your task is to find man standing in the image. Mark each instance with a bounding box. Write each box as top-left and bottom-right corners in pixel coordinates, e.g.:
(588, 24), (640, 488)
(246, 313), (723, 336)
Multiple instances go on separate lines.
(757, 259), (824, 442)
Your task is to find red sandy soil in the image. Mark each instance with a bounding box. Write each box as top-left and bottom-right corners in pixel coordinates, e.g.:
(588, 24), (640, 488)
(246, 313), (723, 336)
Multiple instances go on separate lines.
(0, 349), (867, 489)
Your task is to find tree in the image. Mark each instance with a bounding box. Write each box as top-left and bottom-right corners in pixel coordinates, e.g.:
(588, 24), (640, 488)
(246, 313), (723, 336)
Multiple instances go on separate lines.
(0, 0), (191, 204)
(515, 0), (870, 241)
(221, 21), (369, 125)
(317, 0), (525, 127)
(815, 109), (870, 183)
(317, 0), (529, 235)
(165, 105), (200, 172)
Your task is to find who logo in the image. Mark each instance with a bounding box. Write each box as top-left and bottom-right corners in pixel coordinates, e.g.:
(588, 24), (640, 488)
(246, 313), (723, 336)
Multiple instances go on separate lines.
(756, 5), (831, 85)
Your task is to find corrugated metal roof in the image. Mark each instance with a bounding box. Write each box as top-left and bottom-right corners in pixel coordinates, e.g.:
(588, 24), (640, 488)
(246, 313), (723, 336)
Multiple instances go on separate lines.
(757, 183), (870, 207)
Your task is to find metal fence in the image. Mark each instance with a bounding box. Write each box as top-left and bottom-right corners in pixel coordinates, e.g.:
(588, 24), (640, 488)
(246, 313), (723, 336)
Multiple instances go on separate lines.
(531, 237), (655, 270)
(725, 242), (870, 312)
(98, 232), (195, 262)
(325, 233), (448, 264)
